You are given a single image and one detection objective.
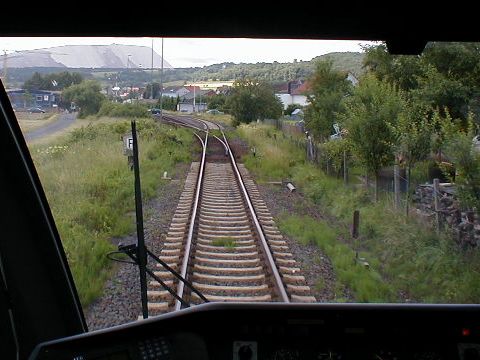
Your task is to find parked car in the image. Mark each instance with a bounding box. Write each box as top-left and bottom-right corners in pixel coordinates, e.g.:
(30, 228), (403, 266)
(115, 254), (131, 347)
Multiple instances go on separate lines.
(149, 108), (161, 115)
(27, 107), (46, 113)
(206, 109), (224, 115)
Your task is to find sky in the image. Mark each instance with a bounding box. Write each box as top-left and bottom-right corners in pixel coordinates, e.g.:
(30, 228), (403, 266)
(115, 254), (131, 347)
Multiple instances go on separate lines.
(0, 37), (376, 68)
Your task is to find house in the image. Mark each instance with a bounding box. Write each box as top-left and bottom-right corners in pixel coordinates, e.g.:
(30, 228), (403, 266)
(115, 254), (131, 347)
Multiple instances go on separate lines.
(347, 72), (359, 86)
(7, 89), (60, 109)
(177, 101), (208, 113)
(184, 81), (235, 91)
(162, 86), (189, 98)
(275, 79), (310, 110)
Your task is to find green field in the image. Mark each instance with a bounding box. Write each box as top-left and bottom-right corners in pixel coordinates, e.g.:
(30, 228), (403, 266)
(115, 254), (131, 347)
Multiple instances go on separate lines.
(30, 118), (195, 306)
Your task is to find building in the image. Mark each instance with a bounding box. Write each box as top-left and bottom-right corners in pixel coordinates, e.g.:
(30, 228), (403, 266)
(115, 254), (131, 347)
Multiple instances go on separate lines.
(184, 81), (235, 91)
(347, 72), (359, 86)
(7, 89), (60, 109)
(275, 79), (310, 110)
(177, 102), (207, 113)
(176, 86), (216, 112)
(162, 86), (188, 98)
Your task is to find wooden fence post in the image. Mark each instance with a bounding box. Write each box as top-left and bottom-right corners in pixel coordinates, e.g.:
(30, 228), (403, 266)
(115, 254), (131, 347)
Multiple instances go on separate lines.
(394, 164), (400, 209)
(433, 178), (440, 233)
(352, 210), (360, 239)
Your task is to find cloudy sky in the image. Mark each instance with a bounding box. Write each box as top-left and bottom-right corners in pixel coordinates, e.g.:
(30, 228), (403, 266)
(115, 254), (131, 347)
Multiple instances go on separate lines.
(0, 37), (376, 68)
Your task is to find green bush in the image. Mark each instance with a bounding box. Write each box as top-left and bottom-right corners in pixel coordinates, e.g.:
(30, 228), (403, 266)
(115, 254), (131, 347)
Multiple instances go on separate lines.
(97, 101), (150, 118)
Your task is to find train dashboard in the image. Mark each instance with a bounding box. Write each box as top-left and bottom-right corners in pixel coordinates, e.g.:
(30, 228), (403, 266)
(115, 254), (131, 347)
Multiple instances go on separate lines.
(30, 302), (480, 360)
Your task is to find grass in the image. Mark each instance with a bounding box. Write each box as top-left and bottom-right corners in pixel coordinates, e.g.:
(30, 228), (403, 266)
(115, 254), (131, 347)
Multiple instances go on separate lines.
(212, 237), (237, 248)
(235, 122), (480, 304)
(30, 118), (195, 306)
(279, 215), (395, 302)
(196, 113), (234, 127)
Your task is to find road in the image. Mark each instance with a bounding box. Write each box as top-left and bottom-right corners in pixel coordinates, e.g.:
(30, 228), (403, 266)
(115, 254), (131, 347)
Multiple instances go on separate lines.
(24, 112), (77, 142)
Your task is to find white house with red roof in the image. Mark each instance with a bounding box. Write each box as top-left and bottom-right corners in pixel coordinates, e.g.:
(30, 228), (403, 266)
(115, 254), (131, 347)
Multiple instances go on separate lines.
(275, 79), (310, 110)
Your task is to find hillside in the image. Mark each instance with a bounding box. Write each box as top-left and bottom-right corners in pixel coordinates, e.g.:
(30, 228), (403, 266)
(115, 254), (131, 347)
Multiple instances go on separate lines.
(174, 52), (365, 83)
(6, 52), (365, 88)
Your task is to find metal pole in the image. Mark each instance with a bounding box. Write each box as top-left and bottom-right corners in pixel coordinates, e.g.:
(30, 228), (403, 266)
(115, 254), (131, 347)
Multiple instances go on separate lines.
(193, 78), (196, 112)
(150, 38), (154, 100)
(159, 38), (164, 119)
(132, 121), (149, 319)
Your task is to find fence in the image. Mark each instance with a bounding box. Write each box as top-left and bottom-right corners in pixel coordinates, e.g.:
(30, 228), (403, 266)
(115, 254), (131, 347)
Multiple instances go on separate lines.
(262, 118), (305, 136)
(261, 118), (418, 207)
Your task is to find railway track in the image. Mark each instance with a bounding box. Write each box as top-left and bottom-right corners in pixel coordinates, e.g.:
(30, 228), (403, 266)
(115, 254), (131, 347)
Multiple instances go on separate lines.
(146, 115), (315, 316)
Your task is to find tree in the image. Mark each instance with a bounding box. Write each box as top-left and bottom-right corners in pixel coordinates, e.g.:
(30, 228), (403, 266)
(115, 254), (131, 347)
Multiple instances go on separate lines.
(156, 96), (177, 111)
(24, 71), (83, 91)
(23, 72), (44, 91)
(342, 74), (404, 201)
(62, 80), (106, 118)
(362, 43), (394, 81)
(393, 103), (435, 214)
(362, 43), (424, 92)
(422, 42), (480, 90)
(442, 115), (480, 211)
(225, 79), (283, 126)
(411, 64), (471, 123)
(207, 94), (227, 110)
(363, 42), (480, 124)
(304, 60), (352, 141)
(143, 82), (160, 99)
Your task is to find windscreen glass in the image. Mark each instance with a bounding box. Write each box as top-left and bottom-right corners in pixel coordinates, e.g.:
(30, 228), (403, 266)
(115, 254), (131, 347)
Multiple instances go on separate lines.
(1, 37), (479, 331)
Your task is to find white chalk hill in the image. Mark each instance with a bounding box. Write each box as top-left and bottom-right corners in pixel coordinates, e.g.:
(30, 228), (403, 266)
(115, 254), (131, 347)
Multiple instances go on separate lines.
(7, 44), (173, 69)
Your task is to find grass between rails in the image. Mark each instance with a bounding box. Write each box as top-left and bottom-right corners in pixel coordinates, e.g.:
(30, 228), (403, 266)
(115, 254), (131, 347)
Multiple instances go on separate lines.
(235, 123), (480, 303)
(30, 118), (195, 306)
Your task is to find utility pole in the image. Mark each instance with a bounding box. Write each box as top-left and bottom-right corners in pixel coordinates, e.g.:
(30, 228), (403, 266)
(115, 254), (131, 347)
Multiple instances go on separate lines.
(127, 54), (135, 103)
(193, 77), (196, 112)
(2, 50), (7, 88)
(159, 38), (164, 119)
(150, 39), (154, 101)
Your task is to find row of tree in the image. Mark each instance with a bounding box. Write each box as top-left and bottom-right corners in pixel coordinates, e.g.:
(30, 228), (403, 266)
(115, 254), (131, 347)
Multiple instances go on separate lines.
(303, 42), (480, 210)
(24, 71), (84, 91)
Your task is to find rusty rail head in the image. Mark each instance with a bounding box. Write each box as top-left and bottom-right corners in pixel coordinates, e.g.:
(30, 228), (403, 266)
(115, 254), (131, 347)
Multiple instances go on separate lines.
(221, 131), (290, 303)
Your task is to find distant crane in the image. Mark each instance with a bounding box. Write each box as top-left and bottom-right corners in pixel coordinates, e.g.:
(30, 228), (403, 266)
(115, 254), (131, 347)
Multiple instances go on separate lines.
(1, 50), (10, 88)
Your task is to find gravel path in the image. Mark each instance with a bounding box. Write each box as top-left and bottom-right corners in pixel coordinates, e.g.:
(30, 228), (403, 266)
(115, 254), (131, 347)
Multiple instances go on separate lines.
(24, 112), (77, 141)
(84, 163), (190, 331)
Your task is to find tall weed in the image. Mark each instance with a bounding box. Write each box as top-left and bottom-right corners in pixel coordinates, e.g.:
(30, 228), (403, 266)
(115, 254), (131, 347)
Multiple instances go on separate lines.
(238, 122), (480, 303)
(31, 119), (193, 306)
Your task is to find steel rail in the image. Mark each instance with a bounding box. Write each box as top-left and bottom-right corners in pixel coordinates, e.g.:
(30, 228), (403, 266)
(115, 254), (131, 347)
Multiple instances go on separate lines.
(174, 130), (208, 311)
(221, 131), (290, 303)
(163, 115), (290, 304)
(160, 114), (207, 132)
